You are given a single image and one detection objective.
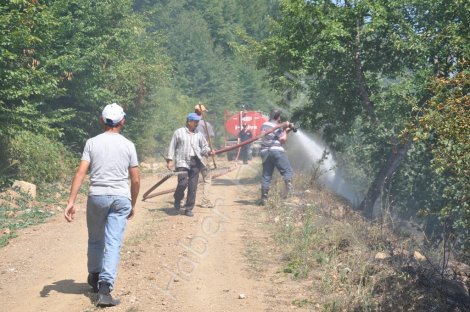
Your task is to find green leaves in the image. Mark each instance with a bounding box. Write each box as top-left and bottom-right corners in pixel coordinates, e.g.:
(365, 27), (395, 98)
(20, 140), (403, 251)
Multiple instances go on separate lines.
(259, 0), (470, 254)
(0, 0), (67, 138)
(414, 71), (470, 250)
(2, 131), (76, 186)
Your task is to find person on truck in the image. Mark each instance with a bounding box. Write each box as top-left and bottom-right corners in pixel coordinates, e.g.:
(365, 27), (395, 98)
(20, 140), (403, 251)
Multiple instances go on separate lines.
(195, 103), (215, 208)
(259, 109), (294, 205)
(237, 122), (253, 164)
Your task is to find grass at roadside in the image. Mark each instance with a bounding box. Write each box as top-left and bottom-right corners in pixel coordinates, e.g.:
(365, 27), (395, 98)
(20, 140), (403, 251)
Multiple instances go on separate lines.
(0, 182), (76, 247)
(263, 175), (469, 311)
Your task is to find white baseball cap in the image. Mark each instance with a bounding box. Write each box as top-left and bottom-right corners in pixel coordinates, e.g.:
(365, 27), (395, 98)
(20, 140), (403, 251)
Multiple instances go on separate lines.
(102, 103), (125, 126)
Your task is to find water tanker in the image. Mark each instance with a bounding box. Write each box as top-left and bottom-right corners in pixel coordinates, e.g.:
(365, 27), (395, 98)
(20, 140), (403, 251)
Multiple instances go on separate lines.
(223, 110), (269, 161)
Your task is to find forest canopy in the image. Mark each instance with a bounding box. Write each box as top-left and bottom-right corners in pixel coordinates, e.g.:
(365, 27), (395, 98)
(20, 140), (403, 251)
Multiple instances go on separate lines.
(0, 0), (277, 184)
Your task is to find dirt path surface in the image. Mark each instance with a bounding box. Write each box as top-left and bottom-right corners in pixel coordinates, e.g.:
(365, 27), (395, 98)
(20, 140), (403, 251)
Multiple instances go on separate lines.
(0, 161), (305, 312)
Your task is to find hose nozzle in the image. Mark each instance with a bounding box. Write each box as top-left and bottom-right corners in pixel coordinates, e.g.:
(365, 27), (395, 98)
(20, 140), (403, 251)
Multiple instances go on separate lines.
(288, 123), (298, 133)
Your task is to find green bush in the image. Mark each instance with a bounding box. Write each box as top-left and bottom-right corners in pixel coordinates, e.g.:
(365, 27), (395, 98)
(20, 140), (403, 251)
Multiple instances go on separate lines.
(4, 131), (77, 186)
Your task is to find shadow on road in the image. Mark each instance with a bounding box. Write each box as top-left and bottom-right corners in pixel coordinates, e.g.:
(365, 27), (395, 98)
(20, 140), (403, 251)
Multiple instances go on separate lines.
(40, 279), (90, 298)
(147, 207), (178, 216)
(233, 199), (258, 206)
(213, 177), (258, 186)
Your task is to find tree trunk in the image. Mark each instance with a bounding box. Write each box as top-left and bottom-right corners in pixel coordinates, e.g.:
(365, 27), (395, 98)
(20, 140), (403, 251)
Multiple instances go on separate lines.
(359, 137), (413, 218)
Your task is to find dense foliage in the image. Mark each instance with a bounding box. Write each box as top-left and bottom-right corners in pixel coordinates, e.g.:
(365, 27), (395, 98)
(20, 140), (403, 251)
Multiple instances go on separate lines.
(4, 131), (76, 185)
(0, 0), (277, 188)
(414, 71), (470, 254)
(258, 0), (469, 256)
(0, 0), (71, 138)
(133, 0), (278, 147)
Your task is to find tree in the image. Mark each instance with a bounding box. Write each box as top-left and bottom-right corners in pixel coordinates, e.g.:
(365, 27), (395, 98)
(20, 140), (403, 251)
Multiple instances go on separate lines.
(0, 0), (171, 184)
(42, 0), (169, 150)
(0, 0), (72, 138)
(258, 0), (469, 224)
(133, 0), (278, 146)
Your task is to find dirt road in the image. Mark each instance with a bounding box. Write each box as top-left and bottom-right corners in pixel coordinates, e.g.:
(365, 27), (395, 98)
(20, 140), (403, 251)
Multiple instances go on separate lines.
(0, 161), (303, 311)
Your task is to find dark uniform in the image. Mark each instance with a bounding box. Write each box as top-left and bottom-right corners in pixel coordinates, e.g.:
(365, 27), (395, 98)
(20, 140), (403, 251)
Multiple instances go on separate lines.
(238, 125), (253, 164)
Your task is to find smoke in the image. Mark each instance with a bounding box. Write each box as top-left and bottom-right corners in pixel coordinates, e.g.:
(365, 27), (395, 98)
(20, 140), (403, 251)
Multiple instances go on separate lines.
(286, 130), (360, 205)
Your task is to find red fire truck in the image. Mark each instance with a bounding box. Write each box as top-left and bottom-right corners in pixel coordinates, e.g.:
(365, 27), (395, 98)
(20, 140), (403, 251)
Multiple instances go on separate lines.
(223, 110), (269, 161)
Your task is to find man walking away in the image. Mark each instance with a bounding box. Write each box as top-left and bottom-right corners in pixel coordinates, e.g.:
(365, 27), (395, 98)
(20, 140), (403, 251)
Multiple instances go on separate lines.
(64, 103), (140, 307)
(166, 113), (212, 216)
(259, 109), (294, 205)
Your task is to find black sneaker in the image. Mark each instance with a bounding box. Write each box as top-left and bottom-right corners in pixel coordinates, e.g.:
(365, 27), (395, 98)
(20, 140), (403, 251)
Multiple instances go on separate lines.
(257, 198), (266, 206)
(185, 210), (194, 217)
(87, 273), (99, 293)
(97, 282), (120, 307)
(97, 293), (120, 307)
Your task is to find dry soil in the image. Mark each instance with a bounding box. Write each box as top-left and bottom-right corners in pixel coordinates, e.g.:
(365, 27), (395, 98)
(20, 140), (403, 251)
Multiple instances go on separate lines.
(0, 161), (310, 312)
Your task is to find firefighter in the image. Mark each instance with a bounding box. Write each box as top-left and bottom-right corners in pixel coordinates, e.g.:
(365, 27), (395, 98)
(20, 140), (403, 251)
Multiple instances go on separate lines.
(237, 122), (253, 164)
(259, 109), (294, 205)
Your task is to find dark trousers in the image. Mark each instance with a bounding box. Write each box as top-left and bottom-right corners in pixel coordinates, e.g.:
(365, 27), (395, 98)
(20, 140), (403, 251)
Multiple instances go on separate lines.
(174, 157), (202, 211)
(261, 150), (293, 191)
(241, 144), (250, 163)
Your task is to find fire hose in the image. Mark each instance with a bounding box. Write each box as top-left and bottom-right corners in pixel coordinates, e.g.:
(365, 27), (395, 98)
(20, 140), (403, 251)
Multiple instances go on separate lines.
(141, 171), (188, 200)
(142, 121), (290, 200)
(142, 166), (236, 201)
(213, 121), (290, 155)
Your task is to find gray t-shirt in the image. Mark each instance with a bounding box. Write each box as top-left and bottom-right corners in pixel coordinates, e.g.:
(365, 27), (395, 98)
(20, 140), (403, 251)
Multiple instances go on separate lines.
(196, 120), (214, 141)
(260, 120), (285, 152)
(81, 132), (138, 199)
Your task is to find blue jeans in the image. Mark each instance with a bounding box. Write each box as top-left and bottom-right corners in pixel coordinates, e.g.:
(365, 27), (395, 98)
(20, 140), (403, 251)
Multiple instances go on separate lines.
(86, 195), (131, 288)
(261, 150), (293, 191)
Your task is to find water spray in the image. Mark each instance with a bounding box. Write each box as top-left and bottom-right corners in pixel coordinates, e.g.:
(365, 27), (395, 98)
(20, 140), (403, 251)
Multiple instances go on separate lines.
(287, 130), (360, 205)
